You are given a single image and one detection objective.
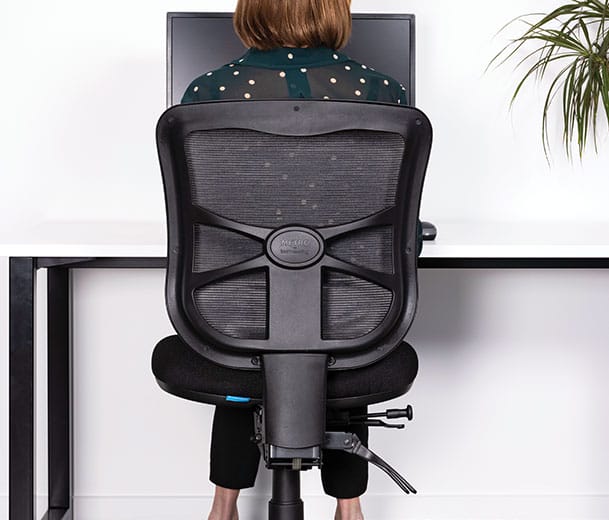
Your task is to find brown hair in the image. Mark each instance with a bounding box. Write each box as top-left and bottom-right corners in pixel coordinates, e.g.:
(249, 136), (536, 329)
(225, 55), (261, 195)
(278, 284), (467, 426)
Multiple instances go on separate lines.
(233, 0), (352, 51)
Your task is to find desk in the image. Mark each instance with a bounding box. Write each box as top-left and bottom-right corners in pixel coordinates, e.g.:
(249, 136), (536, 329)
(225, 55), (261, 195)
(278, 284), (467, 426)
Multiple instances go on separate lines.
(4, 220), (609, 520)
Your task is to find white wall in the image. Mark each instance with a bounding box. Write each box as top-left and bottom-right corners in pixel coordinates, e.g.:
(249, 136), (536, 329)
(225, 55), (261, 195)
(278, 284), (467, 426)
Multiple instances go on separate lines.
(2, 1), (609, 519)
(0, 0), (608, 226)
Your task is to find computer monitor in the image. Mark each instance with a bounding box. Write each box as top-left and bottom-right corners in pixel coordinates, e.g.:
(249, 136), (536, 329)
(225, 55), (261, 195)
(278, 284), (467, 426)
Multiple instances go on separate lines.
(167, 12), (416, 107)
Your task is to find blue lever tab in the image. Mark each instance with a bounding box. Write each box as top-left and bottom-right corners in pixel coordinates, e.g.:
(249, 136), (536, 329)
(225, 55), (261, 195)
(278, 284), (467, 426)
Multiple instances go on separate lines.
(226, 395), (251, 403)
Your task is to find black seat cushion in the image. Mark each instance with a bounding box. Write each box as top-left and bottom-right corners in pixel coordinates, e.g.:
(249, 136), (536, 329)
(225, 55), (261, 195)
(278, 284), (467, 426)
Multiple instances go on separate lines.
(152, 336), (418, 409)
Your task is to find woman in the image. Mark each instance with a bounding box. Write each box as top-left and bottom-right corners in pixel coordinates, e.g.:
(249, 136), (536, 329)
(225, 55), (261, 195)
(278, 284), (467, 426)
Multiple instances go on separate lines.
(181, 2), (409, 520)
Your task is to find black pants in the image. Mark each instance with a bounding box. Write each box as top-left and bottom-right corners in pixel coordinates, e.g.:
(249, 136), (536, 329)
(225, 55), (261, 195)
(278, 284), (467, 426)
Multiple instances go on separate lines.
(210, 406), (369, 499)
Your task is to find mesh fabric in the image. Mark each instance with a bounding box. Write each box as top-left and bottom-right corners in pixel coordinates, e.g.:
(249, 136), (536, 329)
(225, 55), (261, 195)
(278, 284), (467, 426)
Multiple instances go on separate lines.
(193, 225), (262, 272)
(194, 271), (268, 339)
(327, 226), (394, 274)
(184, 128), (404, 343)
(186, 129), (404, 227)
(322, 272), (393, 340)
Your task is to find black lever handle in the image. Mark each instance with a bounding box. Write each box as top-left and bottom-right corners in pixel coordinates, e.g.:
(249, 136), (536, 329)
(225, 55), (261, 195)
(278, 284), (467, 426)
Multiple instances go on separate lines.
(361, 419), (405, 429)
(387, 407), (414, 420)
(351, 405), (413, 422)
(324, 432), (417, 495)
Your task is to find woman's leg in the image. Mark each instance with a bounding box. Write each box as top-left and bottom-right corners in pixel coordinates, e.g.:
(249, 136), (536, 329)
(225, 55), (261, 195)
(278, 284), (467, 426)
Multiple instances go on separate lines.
(322, 407), (369, 520)
(335, 497), (365, 520)
(208, 406), (261, 520)
(208, 486), (240, 520)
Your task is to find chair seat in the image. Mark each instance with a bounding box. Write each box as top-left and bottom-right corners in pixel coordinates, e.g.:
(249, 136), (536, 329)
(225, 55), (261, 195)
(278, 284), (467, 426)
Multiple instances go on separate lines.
(152, 336), (418, 409)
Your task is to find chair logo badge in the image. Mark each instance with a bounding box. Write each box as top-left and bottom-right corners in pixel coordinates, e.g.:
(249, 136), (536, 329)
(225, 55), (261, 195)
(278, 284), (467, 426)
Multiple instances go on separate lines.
(280, 238), (311, 248)
(267, 228), (324, 268)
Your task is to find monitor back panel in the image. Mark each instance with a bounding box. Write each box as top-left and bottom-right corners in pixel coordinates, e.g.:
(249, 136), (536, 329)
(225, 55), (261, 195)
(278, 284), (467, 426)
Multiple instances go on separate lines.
(167, 13), (415, 107)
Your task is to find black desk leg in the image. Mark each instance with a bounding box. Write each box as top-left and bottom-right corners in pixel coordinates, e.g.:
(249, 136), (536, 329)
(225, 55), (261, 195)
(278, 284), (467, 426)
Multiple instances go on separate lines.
(9, 257), (36, 520)
(47, 267), (73, 519)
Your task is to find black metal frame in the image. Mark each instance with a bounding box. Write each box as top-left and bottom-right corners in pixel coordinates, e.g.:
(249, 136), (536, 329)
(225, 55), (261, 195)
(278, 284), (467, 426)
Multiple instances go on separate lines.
(8, 257), (161, 520)
(9, 259), (74, 520)
(47, 267), (72, 519)
(9, 258), (35, 520)
(8, 253), (609, 519)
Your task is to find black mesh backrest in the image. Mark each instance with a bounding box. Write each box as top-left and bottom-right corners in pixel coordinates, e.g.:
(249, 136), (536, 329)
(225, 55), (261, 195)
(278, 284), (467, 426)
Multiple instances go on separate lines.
(186, 130), (402, 228)
(157, 100), (432, 370)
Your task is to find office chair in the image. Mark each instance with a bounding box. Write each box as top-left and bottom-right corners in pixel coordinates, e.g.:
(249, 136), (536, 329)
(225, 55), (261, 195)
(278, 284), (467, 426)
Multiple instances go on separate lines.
(153, 99), (432, 520)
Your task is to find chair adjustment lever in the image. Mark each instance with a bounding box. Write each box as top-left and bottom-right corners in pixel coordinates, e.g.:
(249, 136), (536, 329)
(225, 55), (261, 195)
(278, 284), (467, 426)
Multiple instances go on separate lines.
(361, 419), (405, 429)
(323, 432), (417, 495)
(351, 405), (413, 421)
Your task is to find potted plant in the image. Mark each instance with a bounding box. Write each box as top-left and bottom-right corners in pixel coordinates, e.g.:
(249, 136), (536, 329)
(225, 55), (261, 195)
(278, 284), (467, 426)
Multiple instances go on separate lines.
(490, 0), (609, 159)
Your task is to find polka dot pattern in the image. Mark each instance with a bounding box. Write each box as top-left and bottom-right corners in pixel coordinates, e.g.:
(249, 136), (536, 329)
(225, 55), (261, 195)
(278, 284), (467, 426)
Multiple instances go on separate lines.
(182, 49), (408, 106)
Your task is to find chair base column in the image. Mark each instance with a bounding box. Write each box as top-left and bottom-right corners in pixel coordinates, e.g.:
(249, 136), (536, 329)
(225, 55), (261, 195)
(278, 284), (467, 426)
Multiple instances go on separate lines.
(269, 469), (303, 520)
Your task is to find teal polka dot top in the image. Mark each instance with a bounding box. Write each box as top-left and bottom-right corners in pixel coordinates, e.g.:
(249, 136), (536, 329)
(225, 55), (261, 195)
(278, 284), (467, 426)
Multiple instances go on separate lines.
(181, 46), (408, 105)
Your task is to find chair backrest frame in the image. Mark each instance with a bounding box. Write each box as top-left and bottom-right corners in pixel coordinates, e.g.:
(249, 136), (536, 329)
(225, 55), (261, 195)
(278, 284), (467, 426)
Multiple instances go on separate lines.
(156, 99), (432, 370)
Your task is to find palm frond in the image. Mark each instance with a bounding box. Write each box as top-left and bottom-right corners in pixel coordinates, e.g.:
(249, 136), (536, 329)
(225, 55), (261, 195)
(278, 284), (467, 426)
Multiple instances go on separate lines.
(490, 0), (609, 159)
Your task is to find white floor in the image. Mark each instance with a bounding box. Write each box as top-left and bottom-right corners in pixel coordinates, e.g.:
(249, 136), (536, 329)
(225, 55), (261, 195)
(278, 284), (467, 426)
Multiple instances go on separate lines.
(3, 493), (609, 520)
